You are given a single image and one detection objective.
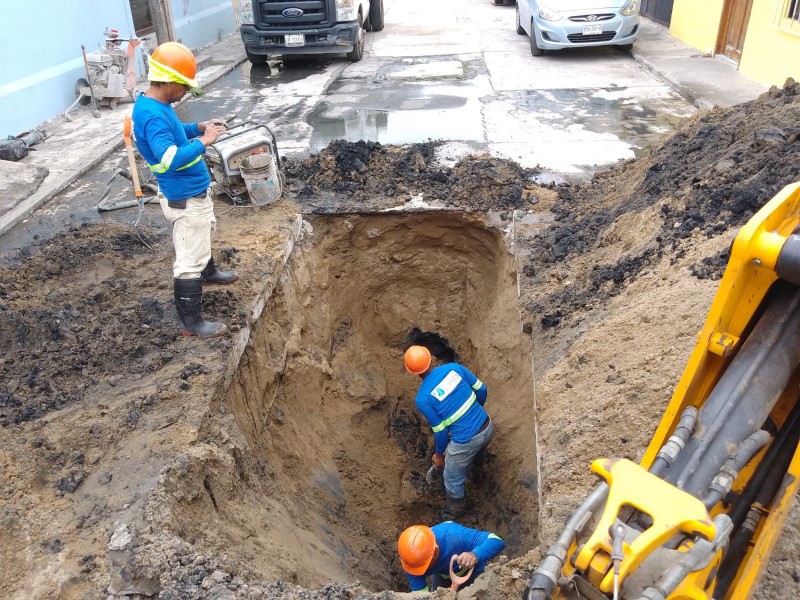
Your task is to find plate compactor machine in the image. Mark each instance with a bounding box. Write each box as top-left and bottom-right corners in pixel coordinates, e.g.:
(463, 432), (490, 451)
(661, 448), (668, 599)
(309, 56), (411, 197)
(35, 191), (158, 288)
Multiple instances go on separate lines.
(523, 181), (800, 600)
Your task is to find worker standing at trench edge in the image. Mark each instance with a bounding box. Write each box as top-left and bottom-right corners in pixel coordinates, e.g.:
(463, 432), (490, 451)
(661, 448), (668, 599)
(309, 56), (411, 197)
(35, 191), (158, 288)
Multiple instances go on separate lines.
(131, 42), (237, 337)
(398, 522), (505, 592)
(405, 345), (494, 518)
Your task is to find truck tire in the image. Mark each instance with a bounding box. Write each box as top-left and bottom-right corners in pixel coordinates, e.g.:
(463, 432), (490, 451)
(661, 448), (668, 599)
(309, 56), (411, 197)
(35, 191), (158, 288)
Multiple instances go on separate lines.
(246, 49), (269, 65)
(347, 15), (365, 62)
(369, 0), (384, 32)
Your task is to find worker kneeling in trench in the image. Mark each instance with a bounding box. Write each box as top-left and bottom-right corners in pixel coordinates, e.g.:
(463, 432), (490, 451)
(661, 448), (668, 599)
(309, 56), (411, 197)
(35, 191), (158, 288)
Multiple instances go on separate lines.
(398, 522), (505, 592)
(404, 345), (494, 518)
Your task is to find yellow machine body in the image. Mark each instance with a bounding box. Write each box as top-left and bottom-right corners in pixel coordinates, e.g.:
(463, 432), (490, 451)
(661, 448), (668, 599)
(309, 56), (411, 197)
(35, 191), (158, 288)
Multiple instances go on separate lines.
(548, 182), (800, 600)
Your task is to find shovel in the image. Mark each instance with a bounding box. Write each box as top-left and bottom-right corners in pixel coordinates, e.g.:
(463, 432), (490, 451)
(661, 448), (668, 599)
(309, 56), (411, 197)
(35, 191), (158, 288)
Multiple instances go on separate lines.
(449, 555), (475, 591)
(123, 116), (154, 251)
(425, 464), (441, 485)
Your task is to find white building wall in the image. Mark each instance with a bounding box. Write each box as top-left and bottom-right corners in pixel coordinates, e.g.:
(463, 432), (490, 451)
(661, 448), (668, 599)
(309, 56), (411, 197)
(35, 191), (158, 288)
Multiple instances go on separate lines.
(0, 0), (237, 138)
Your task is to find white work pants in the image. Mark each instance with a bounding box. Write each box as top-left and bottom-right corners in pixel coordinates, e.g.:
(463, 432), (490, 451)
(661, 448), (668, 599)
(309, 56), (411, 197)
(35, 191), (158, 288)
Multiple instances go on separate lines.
(159, 191), (216, 280)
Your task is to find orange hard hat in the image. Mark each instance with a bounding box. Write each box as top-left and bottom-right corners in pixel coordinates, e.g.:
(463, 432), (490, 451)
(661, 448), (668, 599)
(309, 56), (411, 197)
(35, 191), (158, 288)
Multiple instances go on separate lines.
(148, 42), (198, 87)
(404, 345), (431, 375)
(398, 525), (436, 575)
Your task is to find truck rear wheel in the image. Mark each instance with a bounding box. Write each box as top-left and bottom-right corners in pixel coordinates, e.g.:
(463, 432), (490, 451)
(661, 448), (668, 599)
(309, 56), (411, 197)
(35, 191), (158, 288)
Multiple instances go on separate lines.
(369, 0), (384, 32)
(347, 15), (365, 62)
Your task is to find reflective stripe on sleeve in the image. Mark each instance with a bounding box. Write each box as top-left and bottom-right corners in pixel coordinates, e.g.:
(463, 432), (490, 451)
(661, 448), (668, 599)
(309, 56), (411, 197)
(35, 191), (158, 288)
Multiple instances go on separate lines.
(471, 378), (483, 390)
(148, 145), (178, 173)
(148, 148), (203, 173)
(430, 392), (476, 433)
(177, 155), (203, 171)
(488, 533), (502, 540)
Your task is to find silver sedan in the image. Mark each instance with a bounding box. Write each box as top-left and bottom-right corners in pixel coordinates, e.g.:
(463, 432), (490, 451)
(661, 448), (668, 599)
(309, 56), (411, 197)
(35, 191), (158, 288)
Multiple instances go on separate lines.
(516, 0), (640, 56)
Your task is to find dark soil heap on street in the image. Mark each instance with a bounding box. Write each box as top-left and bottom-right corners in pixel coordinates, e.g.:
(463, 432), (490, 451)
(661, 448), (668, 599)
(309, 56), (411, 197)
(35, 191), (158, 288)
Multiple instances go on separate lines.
(1, 81), (799, 600)
(283, 139), (541, 211)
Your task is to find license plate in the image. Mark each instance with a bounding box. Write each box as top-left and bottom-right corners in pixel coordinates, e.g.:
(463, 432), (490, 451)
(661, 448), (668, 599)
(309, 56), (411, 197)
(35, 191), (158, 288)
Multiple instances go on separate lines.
(285, 34), (305, 47)
(582, 24), (603, 35)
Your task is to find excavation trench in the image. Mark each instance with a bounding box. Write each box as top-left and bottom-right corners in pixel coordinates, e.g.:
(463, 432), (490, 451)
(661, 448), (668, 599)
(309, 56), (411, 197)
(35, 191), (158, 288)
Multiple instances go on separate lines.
(171, 212), (538, 591)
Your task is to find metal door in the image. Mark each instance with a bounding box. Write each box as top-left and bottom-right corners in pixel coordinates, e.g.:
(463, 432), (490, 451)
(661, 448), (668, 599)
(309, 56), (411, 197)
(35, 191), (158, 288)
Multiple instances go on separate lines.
(717, 0), (755, 62)
(640, 0), (674, 26)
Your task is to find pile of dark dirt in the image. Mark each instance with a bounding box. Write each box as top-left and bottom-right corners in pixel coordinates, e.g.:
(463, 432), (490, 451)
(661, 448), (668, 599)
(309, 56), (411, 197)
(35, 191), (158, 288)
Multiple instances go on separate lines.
(520, 79), (800, 329)
(0, 223), (242, 426)
(283, 139), (541, 210)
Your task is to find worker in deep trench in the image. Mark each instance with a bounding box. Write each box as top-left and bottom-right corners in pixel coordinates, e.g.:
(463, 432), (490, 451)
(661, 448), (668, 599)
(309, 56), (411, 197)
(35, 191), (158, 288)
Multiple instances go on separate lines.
(132, 42), (237, 337)
(398, 522), (505, 592)
(404, 344), (494, 518)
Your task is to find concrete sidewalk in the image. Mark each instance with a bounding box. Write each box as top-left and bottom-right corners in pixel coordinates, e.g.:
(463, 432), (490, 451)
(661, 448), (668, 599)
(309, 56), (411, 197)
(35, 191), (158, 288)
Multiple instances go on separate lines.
(632, 19), (769, 110)
(0, 20), (772, 238)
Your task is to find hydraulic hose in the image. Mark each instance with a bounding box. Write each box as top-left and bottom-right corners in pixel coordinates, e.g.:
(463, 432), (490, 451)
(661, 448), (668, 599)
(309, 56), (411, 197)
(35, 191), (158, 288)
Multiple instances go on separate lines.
(522, 483), (609, 600)
(701, 430), (772, 510)
(650, 406), (698, 478)
(727, 398), (800, 530)
(668, 283), (800, 497)
(714, 407), (800, 598)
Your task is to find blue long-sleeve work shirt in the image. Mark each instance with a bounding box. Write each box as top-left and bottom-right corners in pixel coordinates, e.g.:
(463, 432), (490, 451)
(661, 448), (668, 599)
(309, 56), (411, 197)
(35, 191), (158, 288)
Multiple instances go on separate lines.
(405, 521), (505, 592)
(131, 95), (210, 203)
(415, 363), (488, 455)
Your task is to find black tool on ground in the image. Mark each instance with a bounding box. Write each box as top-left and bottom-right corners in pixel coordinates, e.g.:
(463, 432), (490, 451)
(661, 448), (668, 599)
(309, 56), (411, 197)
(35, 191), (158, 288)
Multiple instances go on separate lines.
(0, 129), (48, 162)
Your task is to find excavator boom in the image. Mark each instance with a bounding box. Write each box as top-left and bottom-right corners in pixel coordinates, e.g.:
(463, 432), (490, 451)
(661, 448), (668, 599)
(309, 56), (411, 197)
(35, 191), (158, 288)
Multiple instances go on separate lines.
(525, 181), (800, 600)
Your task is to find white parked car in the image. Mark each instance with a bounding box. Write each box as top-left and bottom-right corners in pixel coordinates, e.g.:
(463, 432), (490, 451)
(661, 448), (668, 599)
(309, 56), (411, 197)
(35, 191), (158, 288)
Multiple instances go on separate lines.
(516, 0), (640, 56)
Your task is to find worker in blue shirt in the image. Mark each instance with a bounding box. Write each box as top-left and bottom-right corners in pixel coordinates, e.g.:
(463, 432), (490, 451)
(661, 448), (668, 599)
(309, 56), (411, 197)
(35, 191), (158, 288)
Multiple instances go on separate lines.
(404, 345), (494, 518)
(132, 42), (237, 337)
(398, 522), (505, 592)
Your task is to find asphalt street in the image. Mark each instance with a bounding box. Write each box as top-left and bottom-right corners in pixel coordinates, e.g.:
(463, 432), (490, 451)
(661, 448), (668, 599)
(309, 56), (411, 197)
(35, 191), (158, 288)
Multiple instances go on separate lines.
(0, 0), (699, 255)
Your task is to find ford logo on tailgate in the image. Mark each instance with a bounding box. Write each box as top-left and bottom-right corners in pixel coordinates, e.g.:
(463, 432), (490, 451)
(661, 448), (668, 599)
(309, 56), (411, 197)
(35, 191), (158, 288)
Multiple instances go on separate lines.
(282, 7), (304, 17)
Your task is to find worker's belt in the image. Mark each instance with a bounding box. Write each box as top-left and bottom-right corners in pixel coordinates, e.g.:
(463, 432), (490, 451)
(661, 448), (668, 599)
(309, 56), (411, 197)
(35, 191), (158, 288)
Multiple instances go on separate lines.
(477, 416), (491, 434)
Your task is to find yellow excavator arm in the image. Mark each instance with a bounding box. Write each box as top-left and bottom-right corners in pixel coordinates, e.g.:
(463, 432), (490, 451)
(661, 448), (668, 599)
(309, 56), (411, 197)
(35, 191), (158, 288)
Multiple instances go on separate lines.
(524, 181), (800, 600)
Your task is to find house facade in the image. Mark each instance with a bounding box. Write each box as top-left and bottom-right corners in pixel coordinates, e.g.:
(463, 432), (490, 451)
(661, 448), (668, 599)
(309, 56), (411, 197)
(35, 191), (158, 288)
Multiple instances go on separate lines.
(0, 0), (236, 138)
(670, 0), (800, 87)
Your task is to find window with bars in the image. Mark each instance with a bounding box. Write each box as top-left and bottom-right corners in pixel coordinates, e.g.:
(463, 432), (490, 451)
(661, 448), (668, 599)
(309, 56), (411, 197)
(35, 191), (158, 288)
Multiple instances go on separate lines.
(789, 0), (800, 19)
(129, 0), (155, 36)
(774, 0), (800, 34)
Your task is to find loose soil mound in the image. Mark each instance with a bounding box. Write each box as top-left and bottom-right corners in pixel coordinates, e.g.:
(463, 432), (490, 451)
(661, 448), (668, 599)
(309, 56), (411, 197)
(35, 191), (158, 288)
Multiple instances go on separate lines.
(519, 79), (800, 330)
(283, 140), (541, 211)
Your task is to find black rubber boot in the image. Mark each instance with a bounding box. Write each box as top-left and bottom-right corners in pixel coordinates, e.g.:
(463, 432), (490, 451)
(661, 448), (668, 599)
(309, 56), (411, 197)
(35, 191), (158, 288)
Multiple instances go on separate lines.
(174, 278), (228, 337)
(201, 256), (239, 285)
(444, 493), (467, 520)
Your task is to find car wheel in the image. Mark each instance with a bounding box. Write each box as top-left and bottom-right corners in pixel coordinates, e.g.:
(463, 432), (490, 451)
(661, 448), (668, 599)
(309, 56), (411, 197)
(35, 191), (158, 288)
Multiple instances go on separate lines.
(515, 5), (525, 35)
(368, 0), (384, 32)
(246, 49), (269, 65)
(619, 43), (634, 52)
(347, 14), (365, 62)
(530, 20), (545, 56)
(493, 0), (504, 5)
